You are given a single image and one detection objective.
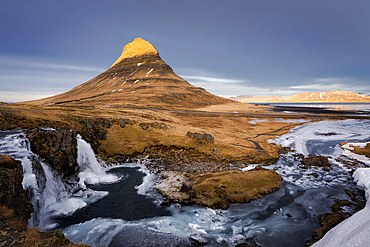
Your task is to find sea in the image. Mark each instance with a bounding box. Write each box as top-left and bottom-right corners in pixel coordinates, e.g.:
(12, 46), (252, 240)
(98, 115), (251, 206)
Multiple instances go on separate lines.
(268, 103), (370, 114)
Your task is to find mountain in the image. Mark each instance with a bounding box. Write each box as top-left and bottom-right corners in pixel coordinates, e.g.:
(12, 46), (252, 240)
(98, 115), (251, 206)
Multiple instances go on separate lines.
(26, 38), (231, 109)
(231, 90), (370, 103)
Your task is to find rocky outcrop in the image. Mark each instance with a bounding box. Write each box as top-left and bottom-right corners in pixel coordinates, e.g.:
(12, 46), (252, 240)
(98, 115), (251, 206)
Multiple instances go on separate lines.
(139, 122), (168, 130)
(186, 131), (214, 143)
(0, 155), (33, 222)
(116, 118), (134, 128)
(26, 128), (78, 178)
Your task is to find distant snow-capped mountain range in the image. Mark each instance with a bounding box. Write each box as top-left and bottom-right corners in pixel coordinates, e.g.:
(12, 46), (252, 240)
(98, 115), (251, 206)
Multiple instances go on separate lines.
(230, 90), (370, 103)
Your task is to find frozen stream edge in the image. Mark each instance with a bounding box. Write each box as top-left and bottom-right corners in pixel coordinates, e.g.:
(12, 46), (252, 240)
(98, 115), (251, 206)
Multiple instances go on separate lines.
(268, 119), (370, 247)
(312, 168), (370, 247)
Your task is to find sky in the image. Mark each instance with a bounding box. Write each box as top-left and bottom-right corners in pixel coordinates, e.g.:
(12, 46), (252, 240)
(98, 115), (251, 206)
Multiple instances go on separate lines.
(1, 1), (370, 102)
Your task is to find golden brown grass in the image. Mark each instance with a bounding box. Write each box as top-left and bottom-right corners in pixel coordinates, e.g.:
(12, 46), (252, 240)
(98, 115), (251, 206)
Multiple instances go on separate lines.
(0, 101), (314, 165)
(0, 205), (27, 231)
(0, 205), (88, 247)
(351, 143), (370, 158)
(2, 99), (356, 167)
(189, 169), (282, 208)
(22, 228), (88, 247)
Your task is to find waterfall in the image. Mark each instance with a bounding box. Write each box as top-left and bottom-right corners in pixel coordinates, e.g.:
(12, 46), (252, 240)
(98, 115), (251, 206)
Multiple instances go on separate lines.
(0, 131), (118, 230)
(0, 132), (66, 228)
(76, 134), (119, 187)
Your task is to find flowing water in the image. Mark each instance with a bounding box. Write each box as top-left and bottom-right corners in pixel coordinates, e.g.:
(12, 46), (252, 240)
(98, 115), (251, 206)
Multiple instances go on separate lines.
(0, 119), (369, 246)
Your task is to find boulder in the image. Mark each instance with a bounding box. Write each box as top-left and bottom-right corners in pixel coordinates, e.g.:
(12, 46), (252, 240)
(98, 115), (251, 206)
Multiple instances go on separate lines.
(139, 123), (149, 130)
(116, 118), (133, 128)
(186, 131), (214, 143)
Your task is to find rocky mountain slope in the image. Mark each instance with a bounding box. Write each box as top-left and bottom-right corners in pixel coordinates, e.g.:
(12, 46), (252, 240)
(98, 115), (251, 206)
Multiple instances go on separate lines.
(231, 90), (370, 103)
(26, 38), (231, 109)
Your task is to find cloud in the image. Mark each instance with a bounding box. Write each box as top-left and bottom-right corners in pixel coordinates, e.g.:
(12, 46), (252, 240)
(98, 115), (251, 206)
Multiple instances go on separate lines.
(288, 77), (370, 94)
(289, 83), (343, 90)
(0, 91), (57, 103)
(179, 73), (297, 98)
(0, 55), (105, 102)
(0, 55), (105, 73)
(182, 75), (244, 84)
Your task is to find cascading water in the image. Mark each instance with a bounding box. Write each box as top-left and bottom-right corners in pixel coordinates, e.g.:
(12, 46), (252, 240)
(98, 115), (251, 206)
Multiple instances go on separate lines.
(0, 131), (68, 228)
(76, 134), (119, 186)
(0, 131), (119, 230)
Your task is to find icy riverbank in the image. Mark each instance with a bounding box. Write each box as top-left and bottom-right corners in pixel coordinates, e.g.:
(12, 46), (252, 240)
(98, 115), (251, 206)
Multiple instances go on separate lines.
(312, 168), (370, 247)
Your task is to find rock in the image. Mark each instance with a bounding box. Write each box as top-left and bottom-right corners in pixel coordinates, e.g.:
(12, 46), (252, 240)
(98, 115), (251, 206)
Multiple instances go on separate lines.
(194, 133), (205, 141)
(150, 122), (168, 130)
(155, 171), (187, 202)
(31, 159), (46, 191)
(190, 233), (209, 245)
(302, 155), (331, 169)
(76, 117), (112, 129)
(0, 155), (33, 221)
(180, 183), (192, 193)
(205, 134), (214, 143)
(254, 164), (264, 170)
(181, 194), (191, 201)
(188, 190), (197, 198)
(139, 123), (149, 130)
(312, 212), (345, 241)
(160, 197), (171, 206)
(213, 186), (230, 209)
(186, 131), (214, 143)
(115, 118), (133, 128)
(26, 127), (78, 178)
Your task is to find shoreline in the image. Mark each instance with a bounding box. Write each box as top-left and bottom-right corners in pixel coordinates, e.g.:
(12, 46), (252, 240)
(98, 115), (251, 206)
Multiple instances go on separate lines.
(268, 104), (369, 115)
